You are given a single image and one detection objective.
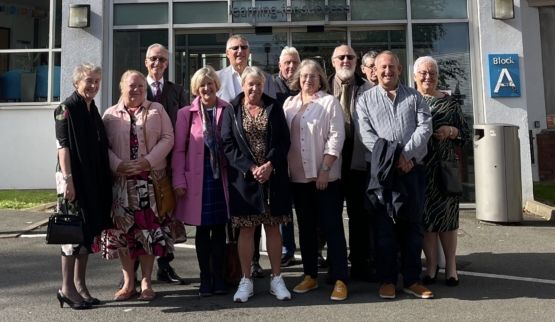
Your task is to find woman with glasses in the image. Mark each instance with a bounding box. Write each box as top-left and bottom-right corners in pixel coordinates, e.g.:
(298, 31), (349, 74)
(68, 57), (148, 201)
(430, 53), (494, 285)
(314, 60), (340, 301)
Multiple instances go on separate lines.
(413, 56), (470, 287)
(283, 59), (349, 301)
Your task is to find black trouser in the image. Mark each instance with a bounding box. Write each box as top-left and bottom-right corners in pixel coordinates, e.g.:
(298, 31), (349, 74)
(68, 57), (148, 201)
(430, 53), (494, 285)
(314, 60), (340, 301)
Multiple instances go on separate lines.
(195, 224), (226, 279)
(292, 180), (348, 283)
(343, 169), (374, 271)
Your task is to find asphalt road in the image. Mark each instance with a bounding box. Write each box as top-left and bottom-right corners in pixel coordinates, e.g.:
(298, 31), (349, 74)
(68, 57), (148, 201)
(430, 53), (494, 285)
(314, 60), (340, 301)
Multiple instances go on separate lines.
(1, 210), (554, 322)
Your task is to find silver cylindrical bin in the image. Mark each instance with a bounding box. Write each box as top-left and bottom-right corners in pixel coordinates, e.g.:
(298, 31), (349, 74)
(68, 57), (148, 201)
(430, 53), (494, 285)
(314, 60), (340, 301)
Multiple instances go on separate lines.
(474, 124), (522, 223)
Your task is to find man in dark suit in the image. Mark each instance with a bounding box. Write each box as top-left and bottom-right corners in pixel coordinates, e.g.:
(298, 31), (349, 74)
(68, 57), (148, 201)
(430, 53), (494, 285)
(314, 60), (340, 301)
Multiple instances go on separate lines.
(145, 43), (188, 284)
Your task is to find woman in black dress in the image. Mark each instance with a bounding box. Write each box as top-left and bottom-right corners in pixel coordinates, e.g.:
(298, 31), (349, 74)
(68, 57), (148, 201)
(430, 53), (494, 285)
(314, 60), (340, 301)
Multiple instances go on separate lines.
(413, 56), (470, 286)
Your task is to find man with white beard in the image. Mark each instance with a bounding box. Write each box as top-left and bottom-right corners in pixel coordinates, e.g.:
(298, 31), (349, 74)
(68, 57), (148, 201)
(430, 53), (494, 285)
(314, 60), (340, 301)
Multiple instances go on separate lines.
(328, 44), (374, 282)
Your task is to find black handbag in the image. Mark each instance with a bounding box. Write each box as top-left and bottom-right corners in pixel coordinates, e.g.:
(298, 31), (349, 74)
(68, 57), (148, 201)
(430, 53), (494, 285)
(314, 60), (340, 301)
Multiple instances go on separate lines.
(439, 159), (463, 196)
(46, 202), (84, 245)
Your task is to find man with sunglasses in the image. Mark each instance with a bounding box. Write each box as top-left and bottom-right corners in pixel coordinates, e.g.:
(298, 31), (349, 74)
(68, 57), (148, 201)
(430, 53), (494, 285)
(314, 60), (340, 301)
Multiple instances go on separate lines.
(328, 44), (374, 283)
(216, 34), (276, 103)
(145, 43), (188, 285)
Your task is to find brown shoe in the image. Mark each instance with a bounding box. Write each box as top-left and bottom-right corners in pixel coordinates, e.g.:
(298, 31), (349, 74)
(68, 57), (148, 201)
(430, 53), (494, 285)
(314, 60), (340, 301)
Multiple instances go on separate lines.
(379, 283), (396, 299)
(330, 280), (348, 301)
(403, 283), (434, 299)
(114, 288), (137, 301)
(138, 288), (156, 301)
(293, 275), (318, 294)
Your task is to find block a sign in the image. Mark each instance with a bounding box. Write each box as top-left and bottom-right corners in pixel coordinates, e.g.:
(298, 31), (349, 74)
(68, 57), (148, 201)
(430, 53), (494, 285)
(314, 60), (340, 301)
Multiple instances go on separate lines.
(488, 54), (520, 97)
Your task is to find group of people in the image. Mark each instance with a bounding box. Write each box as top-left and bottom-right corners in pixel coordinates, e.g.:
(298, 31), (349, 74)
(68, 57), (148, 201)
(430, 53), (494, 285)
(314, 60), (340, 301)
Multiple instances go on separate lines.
(53, 34), (470, 309)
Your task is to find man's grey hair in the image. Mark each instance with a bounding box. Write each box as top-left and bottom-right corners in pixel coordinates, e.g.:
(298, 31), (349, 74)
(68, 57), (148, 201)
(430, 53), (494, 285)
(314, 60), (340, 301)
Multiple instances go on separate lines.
(145, 43), (168, 59)
(226, 34), (250, 49)
(279, 46), (300, 62)
(362, 50), (379, 66)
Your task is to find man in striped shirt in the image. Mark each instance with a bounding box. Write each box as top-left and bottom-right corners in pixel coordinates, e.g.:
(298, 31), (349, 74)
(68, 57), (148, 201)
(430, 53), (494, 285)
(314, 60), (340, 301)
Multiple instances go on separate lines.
(355, 50), (433, 300)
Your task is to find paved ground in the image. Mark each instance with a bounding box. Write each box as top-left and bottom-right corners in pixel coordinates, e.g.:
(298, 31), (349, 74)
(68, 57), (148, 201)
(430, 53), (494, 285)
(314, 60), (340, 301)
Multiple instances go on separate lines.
(1, 208), (554, 322)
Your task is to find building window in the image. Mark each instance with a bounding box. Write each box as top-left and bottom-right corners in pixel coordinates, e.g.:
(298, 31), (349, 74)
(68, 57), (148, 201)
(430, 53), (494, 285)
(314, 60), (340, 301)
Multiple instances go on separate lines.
(412, 0), (468, 19)
(174, 2), (228, 24)
(413, 22), (474, 201)
(114, 3), (168, 26)
(0, 0), (61, 104)
(112, 30), (168, 105)
(350, 0), (406, 20)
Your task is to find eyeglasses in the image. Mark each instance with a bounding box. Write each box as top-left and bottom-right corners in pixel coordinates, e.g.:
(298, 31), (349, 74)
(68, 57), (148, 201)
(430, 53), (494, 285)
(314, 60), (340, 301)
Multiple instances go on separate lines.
(148, 56), (167, 63)
(335, 55), (355, 61)
(417, 71), (437, 77)
(228, 45), (249, 51)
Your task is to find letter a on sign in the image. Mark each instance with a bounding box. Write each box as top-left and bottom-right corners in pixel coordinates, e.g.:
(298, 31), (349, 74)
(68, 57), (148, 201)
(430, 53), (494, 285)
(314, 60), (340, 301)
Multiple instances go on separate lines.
(494, 68), (515, 94)
(488, 54), (520, 97)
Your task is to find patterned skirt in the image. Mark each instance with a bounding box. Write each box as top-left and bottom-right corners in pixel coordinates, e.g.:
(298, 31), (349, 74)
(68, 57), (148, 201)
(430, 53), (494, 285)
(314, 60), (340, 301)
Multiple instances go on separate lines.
(98, 171), (173, 260)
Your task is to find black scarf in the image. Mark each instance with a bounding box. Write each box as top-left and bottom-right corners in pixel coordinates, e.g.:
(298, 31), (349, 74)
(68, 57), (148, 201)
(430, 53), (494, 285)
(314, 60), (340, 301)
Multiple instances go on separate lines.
(60, 91), (113, 243)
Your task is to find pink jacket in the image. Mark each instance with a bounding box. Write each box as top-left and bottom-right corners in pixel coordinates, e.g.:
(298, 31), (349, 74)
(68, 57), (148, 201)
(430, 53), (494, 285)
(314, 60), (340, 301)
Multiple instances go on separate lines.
(171, 97), (230, 226)
(103, 100), (174, 173)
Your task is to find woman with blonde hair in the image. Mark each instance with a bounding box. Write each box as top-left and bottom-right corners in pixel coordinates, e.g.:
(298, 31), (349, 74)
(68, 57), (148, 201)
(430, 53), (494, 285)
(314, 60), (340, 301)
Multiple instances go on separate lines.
(101, 70), (174, 301)
(172, 66), (230, 296)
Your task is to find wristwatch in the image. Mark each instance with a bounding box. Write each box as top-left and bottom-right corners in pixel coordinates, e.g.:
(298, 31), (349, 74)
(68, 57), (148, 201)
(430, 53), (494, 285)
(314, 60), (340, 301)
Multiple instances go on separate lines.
(320, 164), (331, 172)
(63, 173), (73, 181)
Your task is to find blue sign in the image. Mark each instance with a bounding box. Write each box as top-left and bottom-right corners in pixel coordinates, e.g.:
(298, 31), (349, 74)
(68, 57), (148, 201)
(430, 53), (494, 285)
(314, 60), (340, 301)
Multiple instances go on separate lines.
(488, 54), (520, 97)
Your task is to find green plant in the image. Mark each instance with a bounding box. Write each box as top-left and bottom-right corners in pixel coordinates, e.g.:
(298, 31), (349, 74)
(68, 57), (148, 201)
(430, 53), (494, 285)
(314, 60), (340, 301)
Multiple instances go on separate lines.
(534, 181), (555, 207)
(0, 189), (56, 209)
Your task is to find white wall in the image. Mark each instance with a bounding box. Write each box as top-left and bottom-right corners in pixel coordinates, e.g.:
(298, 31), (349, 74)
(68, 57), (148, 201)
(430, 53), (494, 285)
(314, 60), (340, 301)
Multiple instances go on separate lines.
(61, 0), (106, 106)
(0, 106), (57, 189)
(521, 5), (548, 182)
(474, 0), (534, 201)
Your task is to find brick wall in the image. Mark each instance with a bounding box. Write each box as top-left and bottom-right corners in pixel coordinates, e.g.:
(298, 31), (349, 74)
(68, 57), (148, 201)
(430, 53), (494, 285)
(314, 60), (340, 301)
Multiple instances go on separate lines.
(537, 130), (555, 180)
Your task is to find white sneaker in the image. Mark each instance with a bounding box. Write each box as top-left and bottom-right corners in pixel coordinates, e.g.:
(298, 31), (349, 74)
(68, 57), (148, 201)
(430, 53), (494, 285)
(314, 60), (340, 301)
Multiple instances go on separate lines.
(270, 275), (291, 300)
(233, 277), (254, 303)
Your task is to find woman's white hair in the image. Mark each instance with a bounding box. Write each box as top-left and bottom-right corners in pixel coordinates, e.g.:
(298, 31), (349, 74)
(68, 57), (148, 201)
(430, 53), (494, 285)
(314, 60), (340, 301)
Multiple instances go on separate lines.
(413, 56), (438, 75)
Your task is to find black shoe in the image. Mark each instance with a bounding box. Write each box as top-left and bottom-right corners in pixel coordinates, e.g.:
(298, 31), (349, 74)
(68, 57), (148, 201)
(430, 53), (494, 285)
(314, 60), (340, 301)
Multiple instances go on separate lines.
(157, 266), (187, 285)
(422, 265), (440, 285)
(281, 253), (295, 267)
(83, 297), (101, 305)
(57, 290), (92, 310)
(199, 274), (213, 297)
(213, 275), (227, 295)
(250, 261), (265, 278)
(445, 277), (459, 287)
(317, 255), (328, 269)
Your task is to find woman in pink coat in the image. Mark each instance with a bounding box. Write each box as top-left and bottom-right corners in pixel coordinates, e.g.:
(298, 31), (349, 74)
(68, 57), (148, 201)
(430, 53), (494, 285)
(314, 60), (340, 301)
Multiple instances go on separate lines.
(172, 66), (230, 296)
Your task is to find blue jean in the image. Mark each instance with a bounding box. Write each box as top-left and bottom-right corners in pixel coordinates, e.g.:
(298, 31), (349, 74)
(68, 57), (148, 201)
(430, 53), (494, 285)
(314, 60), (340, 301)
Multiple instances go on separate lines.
(371, 166), (426, 287)
(292, 180), (348, 282)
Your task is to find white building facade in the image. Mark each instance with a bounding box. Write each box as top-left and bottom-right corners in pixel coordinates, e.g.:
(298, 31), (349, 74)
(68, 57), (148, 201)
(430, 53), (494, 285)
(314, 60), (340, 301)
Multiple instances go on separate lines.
(1, 0), (554, 206)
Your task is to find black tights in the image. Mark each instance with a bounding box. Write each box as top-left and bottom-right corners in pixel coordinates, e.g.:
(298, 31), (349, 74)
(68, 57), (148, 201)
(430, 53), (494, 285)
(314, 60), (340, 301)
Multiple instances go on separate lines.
(195, 225), (226, 279)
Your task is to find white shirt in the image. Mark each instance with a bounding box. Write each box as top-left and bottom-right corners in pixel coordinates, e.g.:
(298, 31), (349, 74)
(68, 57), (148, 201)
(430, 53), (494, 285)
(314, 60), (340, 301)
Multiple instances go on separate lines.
(283, 90), (345, 181)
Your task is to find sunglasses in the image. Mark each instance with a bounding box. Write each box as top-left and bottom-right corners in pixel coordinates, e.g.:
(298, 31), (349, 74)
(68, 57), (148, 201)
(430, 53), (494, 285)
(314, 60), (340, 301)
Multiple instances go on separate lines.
(148, 56), (167, 63)
(228, 45), (249, 51)
(335, 54), (355, 61)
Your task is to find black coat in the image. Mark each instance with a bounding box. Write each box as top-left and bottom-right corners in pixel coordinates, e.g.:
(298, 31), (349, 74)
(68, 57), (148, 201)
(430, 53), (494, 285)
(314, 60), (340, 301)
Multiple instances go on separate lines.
(146, 80), (188, 127)
(221, 92), (292, 217)
(55, 92), (113, 245)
